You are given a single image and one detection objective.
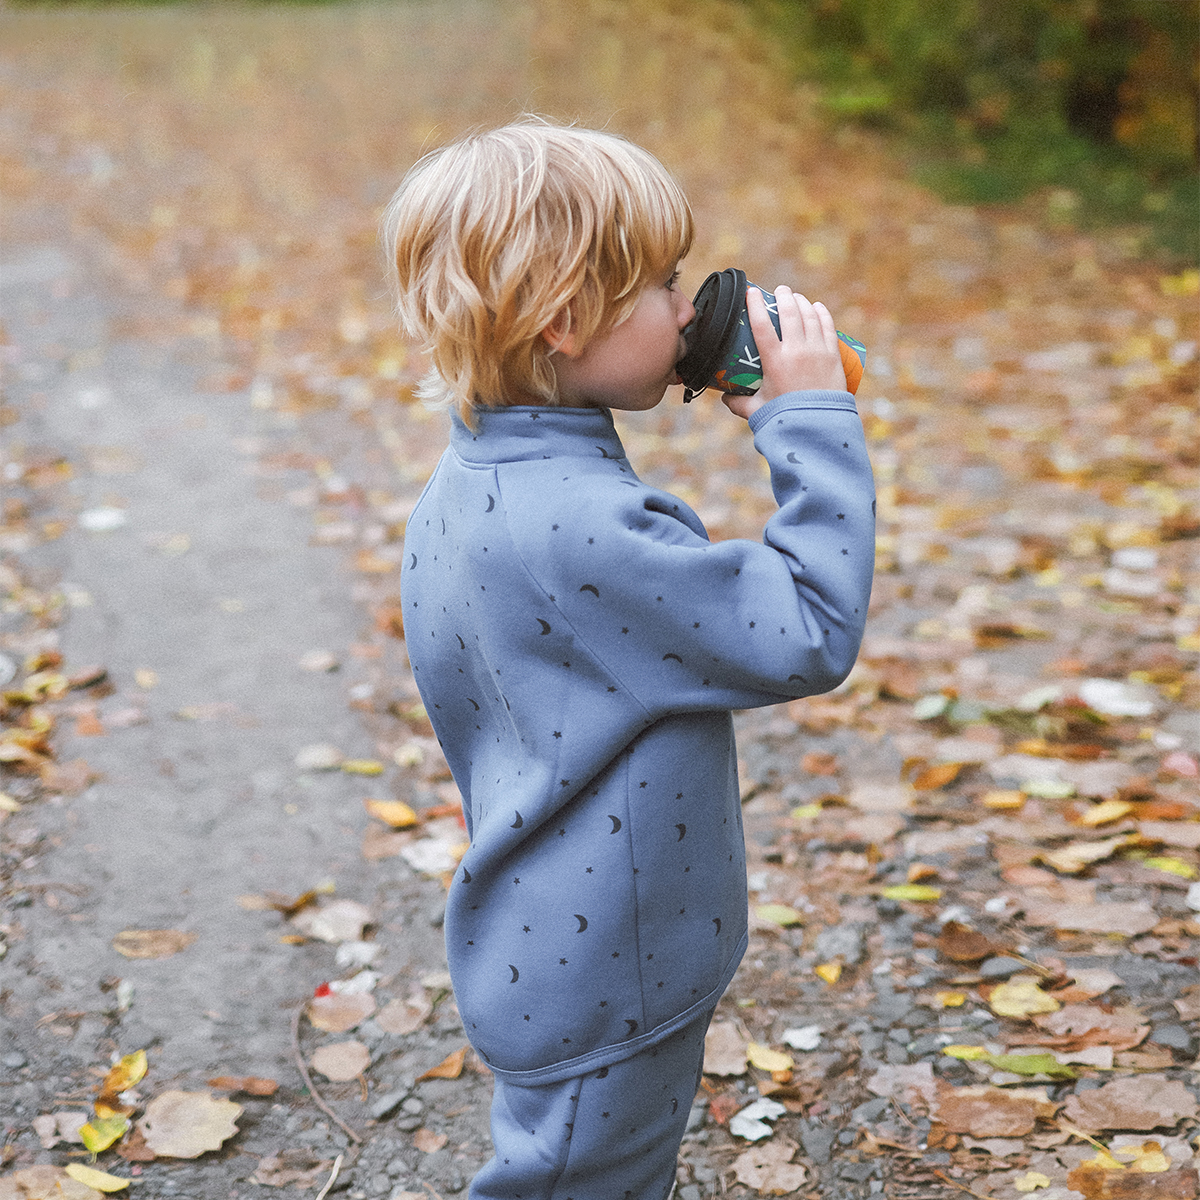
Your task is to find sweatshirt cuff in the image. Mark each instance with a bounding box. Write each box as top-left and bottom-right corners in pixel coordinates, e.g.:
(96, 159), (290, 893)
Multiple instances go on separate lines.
(747, 389), (858, 435)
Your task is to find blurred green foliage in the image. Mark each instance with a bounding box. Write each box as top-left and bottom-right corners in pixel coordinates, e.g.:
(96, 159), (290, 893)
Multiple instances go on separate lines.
(742, 0), (1198, 258)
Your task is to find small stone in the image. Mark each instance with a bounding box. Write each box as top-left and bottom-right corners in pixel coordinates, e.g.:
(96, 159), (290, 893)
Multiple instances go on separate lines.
(799, 1120), (837, 1164)
(395, 1116), (422, 1132)
(838, 1160), (876, 1182)
(815, 924), (865, 965)
(851, 1098), (890, 1126)
(401, 1097), (424, 1115)
(884, 1041), (910, 1064)
(837, 1131), (857, 1146)
(979, 956), (1025, 978)
(686, 1102), (707, 1133)
(1149, 1024), (1194, 1050)
(2, 1051), (28, 1068)
(679, 1187), (702, 1200)
(369, 1089), (408, 1120)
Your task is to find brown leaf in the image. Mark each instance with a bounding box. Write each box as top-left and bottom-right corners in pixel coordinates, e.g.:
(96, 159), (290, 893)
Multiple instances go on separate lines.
(251, 1149), (333, 1188)
(732, 1135), (808, 1195)
(911, 762), (965, 790)
(309, 1040), (369, 1082)
(137, 1090), (242, 1158)
(412, 1128), (449, 1153)
(206, 1076), (278, 1096)
(1066, 1164), (1198, 1199)
(801, 752), (840, 776)
(703, 1022), (748, 1077)
(1063, 1075), (1200, 1131)
(1021, 900), (1159, 936)
(0, 1164), (106, 1199)
(307, 991), (375, 1033)
(936, 920), (1001, 962)
(111, 929), (196, 959)
(38, 759), (94, 795)
(416, 1046), (468, 1081)
(375, 991), (433, 1035)
(933, 1084), (1045, 1137)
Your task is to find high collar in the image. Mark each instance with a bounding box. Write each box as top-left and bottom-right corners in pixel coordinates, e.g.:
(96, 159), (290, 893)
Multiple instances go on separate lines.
(450, 405), (628, 464)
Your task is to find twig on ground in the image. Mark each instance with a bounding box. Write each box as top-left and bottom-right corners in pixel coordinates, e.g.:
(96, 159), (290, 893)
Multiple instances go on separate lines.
(314, 1153), (343, 1200)
(290, 1006), (363, 1144)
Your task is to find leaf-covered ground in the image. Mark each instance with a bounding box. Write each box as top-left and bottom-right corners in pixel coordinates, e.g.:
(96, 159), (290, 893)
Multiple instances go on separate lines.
(1, 3), (1197, 1198)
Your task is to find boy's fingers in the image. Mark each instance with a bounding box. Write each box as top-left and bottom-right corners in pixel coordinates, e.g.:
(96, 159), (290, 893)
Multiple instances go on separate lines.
(811, 300), (839, 348)
(745, 285), (779, 344)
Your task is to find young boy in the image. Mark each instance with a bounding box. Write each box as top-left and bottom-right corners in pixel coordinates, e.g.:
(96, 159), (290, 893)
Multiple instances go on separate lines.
(385, 120), (874, 1200)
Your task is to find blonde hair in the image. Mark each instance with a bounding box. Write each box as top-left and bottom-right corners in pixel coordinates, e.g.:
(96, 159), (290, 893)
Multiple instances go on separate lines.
(382, 119), (693, 420)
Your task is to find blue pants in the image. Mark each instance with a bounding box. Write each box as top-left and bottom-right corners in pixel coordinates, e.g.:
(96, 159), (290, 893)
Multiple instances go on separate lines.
(470, 1009), (713, 1200)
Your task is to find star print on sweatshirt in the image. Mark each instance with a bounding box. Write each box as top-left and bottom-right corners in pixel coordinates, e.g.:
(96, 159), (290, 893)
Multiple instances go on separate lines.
(400, 391), (874, 1085)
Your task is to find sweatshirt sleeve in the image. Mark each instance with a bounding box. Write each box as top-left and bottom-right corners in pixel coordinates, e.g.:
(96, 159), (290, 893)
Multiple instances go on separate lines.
(500, 390), (875, 717)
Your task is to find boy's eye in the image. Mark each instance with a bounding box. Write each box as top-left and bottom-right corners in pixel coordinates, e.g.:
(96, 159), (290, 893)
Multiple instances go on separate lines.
(666, 270), (681, 290)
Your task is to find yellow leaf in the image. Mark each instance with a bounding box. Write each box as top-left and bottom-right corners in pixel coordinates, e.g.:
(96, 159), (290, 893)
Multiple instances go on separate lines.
(0, 791), (20, 812)
(111, 929), (195, 959)
(363, 798), (418, 828)
(755, 904), (804, 927)
(1014, 1171), (1052, 1192)
(942, 1044), (989, 1060)
(79, 1114), (129, 1154)
(1143, 856), (1198, 879)
(100, 1049), (148, 1097)
(1113, 1141), (1172, 1173)
(981, 789), (1025, 810)
(790, 803), (822, 820)
(64, 1163), (131, 1192)
(988, 977), (1061, 1018)
(1082, 1148), (1126, 1171)
(342, 759), (384, 776)
(881, 884), (942, 902)
(1078, 799), (1134, 827)
(911, 762), (964, 790)
(936, 991), (967, 1008)
(815, 961), (842, 984)
(746, 1043), (794, 1072)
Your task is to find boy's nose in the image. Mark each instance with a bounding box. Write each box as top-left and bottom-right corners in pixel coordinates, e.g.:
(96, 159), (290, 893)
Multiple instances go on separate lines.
(675, 290), (696, 328)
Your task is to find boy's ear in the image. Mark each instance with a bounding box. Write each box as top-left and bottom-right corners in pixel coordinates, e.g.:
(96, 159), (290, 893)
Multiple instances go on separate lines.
(542, 308), (581, 357)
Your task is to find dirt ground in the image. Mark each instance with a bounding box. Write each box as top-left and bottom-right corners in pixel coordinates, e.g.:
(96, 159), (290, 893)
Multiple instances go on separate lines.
(1, 3), (1198, 1199)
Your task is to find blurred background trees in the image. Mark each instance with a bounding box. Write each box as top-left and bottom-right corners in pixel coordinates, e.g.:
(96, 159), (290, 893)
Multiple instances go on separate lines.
(740, 0), (1198, 256)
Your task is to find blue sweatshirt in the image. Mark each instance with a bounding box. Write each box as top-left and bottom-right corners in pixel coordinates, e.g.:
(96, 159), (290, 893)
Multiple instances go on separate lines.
(400, 391), (874, 1086)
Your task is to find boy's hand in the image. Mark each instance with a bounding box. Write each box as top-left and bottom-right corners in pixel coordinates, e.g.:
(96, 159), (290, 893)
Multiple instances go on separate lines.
(722, 285), (847, 420)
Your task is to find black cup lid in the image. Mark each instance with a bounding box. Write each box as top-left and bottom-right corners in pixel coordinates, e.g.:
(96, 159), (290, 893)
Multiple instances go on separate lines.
(676, 268), (747, 397)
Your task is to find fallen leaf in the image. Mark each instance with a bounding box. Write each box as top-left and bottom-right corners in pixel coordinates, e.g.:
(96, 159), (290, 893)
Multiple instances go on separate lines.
(881, 883), (942, 901)
(111, 930), (195, 959)
(754, 904), (804, 927)
(206, 1076), (278, 1096)
(341, 758), (384, 775)
(732, 1135), (808, 1194)
(937, 991), (968, 1008)
(294, 743), (343, 771)
(729, 1097), (787, 1141)
(911, 762), (965, 790)
(0, 1164), (107, 1199)
(137, 1090), (241, 1158)
(865, 1063), (939, 1110)
(291, 898), (371, 943)
(62, 1165), (128, 1193)
(934, 1084), (1046, 1137)
(1077, 799), (1135, 826)
(309, 1040), (369, 1082)
(746, 1043), (794, 1073)
(1022, 901), (1159, 936)
(988, 977), (1061, 1018)
(815, 960), (843, 984)
(1014, 1170), (1053, 1192)
(1040, 835), (1132, 874)
(1142, 856), (1198, 879)
(1063, 1075), (1199, 1132)
(703, 1022), (748, 1077)
(376, 991), (433, 1035)
(982, 789), (1027, 810)
(412, 1128), (449, 1153)
(937, 920), (1000, 962)
(251, 1148), (333, 1188)
(781, 1026), (822, 1051)
(416, 1045), (468, 1081)
(99, 1050), (147, 1099)
(363, 798), (418, 828)
(1067, 1163), (1199, 1198)
(307, 991), (376, 1033)
(801, 751), (840, 775)
(79, 1115), (129, 1154)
